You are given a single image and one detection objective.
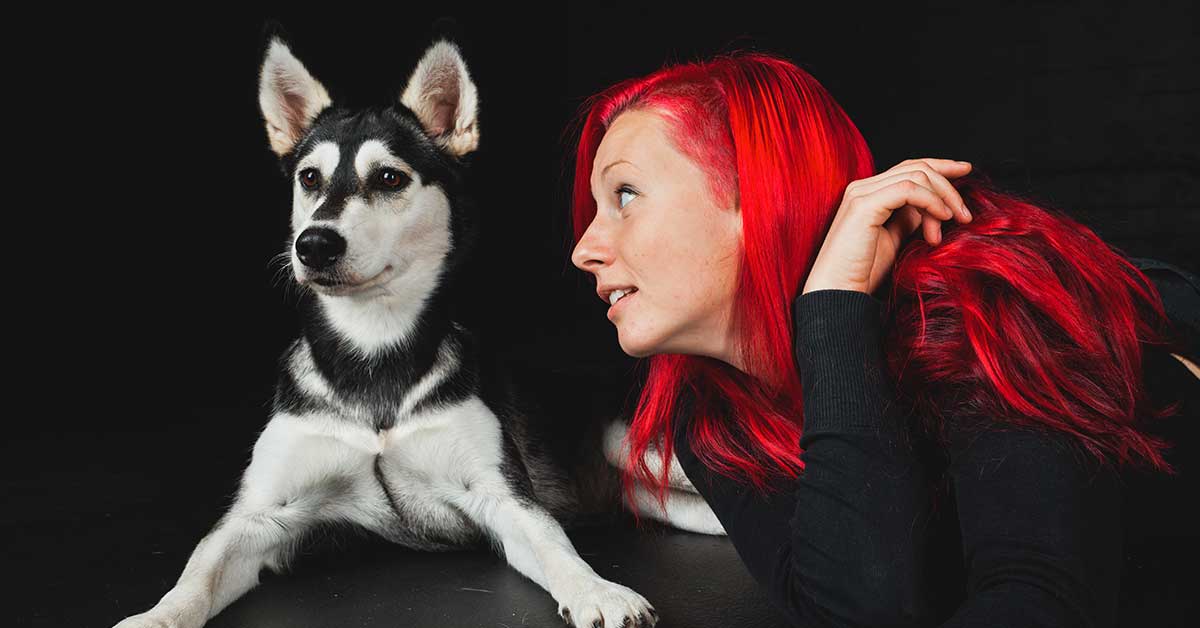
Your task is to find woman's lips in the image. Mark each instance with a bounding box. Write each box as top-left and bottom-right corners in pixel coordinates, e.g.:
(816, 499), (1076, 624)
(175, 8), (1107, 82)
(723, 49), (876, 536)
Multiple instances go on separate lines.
(607, 289), (636, 320)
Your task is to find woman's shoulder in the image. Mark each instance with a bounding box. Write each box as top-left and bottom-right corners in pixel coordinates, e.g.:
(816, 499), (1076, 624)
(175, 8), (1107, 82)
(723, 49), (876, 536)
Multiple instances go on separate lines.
(1128, 255), (1198, 287)
(1127, 256), (1200, 365)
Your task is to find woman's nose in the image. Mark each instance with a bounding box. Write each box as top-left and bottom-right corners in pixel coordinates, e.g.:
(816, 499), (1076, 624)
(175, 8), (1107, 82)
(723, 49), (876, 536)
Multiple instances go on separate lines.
(571, 220), (610, 272)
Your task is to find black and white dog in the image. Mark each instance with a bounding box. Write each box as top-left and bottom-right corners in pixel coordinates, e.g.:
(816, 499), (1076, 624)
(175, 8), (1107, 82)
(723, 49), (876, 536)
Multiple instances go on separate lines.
(111, 32), (723, 628)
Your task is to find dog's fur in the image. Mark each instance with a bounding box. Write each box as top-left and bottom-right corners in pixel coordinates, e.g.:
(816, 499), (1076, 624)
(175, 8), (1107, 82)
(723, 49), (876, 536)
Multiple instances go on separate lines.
(111, 32), (722, 628)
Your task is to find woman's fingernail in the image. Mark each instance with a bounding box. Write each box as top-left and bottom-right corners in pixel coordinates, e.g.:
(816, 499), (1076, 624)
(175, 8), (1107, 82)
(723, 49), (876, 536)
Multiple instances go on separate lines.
(962, 205), (972, 220)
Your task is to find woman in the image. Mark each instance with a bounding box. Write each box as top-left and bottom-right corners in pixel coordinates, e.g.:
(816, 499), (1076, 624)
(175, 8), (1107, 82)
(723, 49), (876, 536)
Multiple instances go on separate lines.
(565, 52), (1197, 627)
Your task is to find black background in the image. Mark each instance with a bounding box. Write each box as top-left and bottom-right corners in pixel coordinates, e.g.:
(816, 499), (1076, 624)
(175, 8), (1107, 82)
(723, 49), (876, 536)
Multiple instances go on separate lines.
(8, 2), (1199, 626)
(15, 2), (1198, 431)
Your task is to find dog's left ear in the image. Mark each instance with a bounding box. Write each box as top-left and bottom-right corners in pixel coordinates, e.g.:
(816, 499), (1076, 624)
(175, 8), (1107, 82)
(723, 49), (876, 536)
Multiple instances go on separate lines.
(400, 39), (480, 157)
(258, 36), (333, 157)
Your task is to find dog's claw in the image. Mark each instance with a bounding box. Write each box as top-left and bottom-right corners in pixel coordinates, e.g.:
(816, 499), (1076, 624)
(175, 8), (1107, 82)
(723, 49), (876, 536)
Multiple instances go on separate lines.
(556, 576), (654, 628)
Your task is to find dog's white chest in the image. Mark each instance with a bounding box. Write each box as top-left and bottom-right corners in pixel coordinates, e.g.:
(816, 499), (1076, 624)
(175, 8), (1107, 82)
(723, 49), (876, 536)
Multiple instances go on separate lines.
(376, 398), (503, 486)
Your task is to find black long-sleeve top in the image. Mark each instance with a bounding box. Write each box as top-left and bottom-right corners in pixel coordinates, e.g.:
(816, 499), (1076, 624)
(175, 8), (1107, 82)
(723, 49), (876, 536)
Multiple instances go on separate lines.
(672, 259), (1199, 628)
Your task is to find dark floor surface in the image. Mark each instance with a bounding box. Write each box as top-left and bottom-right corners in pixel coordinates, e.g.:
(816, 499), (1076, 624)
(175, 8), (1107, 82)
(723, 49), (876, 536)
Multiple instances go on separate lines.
(4, 406), (788, 628)
(7, 380), (1198, 628)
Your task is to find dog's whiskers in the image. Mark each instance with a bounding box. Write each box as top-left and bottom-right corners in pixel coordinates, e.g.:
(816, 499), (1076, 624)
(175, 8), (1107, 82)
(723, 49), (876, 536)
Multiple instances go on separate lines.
(267, 250), (307, 305)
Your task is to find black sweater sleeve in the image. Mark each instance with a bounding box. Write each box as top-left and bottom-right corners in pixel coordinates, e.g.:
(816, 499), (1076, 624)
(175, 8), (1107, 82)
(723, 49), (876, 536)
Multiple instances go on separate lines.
(937, 423), (1123, 628)
(672, 289), (937, 627)
(672, 288), (1125, 628)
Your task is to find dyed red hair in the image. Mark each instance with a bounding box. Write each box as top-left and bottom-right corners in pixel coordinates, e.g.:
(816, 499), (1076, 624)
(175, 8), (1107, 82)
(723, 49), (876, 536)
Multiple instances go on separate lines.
(564, 51), (1182, 518)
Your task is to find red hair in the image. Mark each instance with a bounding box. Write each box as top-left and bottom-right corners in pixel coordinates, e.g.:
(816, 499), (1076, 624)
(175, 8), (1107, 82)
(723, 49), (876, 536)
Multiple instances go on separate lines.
(884, 175), (1181, 471)
(564, 51), (1181, 519)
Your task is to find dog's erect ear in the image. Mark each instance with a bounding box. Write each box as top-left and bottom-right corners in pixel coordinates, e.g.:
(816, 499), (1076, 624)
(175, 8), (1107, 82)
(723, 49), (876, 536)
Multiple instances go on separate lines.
(258, 36), (333, 157)
(399, 39), (480, 157)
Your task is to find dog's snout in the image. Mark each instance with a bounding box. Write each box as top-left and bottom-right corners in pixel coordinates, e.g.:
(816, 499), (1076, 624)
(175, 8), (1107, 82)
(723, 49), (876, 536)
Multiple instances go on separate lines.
(296, 227), (347, 270)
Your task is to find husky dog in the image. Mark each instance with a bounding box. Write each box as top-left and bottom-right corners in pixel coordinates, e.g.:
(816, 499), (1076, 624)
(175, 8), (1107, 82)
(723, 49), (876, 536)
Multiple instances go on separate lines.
(111, 32), (724, 628)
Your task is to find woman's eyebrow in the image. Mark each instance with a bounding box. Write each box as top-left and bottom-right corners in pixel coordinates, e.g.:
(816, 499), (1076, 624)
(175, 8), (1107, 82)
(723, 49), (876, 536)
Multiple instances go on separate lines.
(601, 159), (638, 176)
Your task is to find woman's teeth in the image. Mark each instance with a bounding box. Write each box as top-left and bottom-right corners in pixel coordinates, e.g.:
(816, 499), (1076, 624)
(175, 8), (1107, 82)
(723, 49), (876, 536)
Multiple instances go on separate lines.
(609, 287), (638, 306)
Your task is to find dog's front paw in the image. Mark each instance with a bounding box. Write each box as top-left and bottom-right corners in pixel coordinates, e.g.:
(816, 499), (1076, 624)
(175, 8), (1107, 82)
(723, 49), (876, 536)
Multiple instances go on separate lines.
(556, 576), (657, 628)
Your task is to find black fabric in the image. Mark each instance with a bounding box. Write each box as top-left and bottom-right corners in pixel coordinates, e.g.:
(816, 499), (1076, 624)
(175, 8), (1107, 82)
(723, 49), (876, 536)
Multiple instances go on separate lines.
(1126, 256), (1200, 359)
(672, 261), (1200, 628)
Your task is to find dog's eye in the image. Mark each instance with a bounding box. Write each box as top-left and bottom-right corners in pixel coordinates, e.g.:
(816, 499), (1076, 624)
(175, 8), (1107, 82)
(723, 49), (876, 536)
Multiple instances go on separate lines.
(378, 168), (410, 189)
(299, 168), (320, 190)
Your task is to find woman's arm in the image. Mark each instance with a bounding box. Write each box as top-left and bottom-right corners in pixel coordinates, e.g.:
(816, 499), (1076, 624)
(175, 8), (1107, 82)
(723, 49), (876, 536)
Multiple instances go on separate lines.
(919, 255), (1197, 627)
(672, 288), (938, 627)
(674, 288), (1126, 628)
(936, 421), (1123, 628)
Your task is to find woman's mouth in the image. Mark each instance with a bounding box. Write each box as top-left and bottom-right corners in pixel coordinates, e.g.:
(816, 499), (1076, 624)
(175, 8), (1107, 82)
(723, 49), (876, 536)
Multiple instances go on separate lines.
(607, 287), (637, 320)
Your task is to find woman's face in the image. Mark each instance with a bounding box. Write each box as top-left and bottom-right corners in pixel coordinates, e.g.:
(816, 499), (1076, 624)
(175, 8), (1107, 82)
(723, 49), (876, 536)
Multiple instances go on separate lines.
(572, 108), (744, 364)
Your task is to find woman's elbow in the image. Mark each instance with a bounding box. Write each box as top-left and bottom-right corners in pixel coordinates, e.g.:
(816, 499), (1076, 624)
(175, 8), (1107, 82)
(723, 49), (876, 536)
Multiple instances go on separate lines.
(777, 555), (932, 628)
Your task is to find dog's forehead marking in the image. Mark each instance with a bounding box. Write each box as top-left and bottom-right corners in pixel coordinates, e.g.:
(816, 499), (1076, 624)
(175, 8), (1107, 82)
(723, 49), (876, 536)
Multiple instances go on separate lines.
(298, 141), (341, 176)
(355, 139), (415, 180)
(310, 194), (327, 214)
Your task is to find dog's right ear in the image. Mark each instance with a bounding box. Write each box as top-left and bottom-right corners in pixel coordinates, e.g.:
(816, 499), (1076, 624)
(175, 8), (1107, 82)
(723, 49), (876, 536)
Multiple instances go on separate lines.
(257, 36), (333, 157)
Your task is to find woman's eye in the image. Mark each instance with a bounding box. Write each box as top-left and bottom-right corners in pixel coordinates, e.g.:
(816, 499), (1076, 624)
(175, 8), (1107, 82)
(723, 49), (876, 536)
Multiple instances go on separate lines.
(616, 185), (637, 209)
(299, 168), (320, 190)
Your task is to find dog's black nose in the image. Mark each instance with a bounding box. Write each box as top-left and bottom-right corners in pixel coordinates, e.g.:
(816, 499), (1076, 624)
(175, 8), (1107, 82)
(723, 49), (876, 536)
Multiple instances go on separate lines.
(296, 227), (347, 270)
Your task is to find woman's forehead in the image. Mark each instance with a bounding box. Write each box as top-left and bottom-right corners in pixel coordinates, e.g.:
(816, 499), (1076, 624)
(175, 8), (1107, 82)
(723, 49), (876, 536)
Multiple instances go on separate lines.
(593, 110), (671, 177)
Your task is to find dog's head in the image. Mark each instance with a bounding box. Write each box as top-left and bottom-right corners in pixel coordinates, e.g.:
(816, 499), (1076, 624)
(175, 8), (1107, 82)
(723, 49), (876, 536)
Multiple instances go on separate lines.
(257, 33), (479, 299)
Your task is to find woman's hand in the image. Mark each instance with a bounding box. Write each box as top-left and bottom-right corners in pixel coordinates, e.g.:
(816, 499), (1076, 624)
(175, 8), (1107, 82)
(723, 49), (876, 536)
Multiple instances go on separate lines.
(801, 158), (974, 296)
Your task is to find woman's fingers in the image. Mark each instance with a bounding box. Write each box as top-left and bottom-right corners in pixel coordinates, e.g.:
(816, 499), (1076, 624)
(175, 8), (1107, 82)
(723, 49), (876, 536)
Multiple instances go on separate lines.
(857, 179), (953, 246)
(902, 159), (973, 222)
(853, 160), (973, 223)
(852, 172), (954, 222)
(881, 204), (927, 250)
(922, 209), (943, 245)
(864, 177), (952, 223)
(850, 157), (969, 190)
(803, 157), (976, 296)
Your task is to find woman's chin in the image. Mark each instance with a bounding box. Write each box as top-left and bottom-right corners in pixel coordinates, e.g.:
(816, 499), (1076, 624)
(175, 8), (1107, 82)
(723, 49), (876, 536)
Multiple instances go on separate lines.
(616, 330), (658, 359)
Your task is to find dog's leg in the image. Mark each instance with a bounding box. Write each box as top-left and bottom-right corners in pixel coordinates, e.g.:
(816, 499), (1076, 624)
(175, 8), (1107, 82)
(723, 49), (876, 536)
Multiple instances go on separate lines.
(493, 525), (548, 590)
(455, 483), (657, 627)
(112, 414), (378, 628)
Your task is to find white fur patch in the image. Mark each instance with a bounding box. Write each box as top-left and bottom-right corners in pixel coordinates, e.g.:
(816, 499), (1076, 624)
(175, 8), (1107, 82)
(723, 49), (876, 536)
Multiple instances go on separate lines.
(292, 141), (340, 232)
(626, 484), (727, 536)
(602, 419), (697, 493)
(354, 139), (414, 180)
(315, 180), (453, 358)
